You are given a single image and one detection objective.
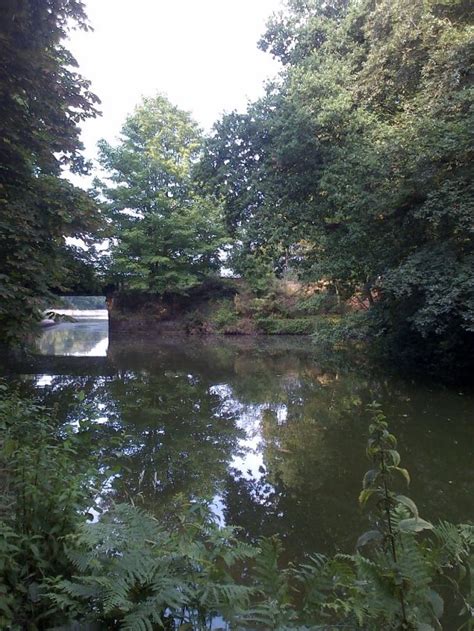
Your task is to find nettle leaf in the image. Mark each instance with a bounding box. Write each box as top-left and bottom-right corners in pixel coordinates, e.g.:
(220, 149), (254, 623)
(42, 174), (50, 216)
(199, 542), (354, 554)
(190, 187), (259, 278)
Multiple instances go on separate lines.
(392, 467), (411, 486)
(362, 468), (379, 489)
(399, 518), (433, 533)
(366, 444), (381, 458)
(385, 433), (397, 448)
(356, 530), (383, 549)
(387, 449), (401, 466)
(359, 487), (383, 506)
(395, 495), (419, 519)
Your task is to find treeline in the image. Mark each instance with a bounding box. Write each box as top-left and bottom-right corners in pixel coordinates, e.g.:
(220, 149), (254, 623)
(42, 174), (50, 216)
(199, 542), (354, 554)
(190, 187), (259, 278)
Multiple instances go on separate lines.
(197, 0), (473, 374)
(1, 0), (473, 376)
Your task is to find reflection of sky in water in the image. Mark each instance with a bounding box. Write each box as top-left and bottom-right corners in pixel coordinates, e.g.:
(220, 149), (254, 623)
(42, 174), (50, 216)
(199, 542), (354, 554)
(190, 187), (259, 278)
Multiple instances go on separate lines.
(36, 319), (286, 489)
(85, 337), (108, 357)
(36, 374), (54, 387)
(37, 317), (109, 357)
(211, 383), (287, 480)
(210, 384), (285, 522)
(22, 321), (474, 553)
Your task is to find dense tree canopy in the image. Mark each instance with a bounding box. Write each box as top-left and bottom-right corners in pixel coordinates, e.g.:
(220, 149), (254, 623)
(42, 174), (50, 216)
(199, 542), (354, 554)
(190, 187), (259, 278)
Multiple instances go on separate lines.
(97, 95), (227, 294)
(0, 0), (101, 345)
(199, 0), (474, 373)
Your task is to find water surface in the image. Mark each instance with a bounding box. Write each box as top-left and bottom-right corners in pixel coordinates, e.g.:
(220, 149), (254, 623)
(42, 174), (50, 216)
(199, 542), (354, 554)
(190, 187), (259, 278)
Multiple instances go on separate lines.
(3, 318), (473, 559)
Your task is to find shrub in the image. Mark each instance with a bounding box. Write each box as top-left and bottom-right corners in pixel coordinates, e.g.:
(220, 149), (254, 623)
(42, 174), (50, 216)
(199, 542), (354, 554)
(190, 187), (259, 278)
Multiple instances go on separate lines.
(211, 299), (239, 331)
(295, 290), (344, 316)
(311, 311), (370, 347)
(257, 317), (316, 335)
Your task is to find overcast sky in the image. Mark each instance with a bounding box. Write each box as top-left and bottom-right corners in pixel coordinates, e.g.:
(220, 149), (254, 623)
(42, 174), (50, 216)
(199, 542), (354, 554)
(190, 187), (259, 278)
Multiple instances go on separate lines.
(68, 0), (283, 174)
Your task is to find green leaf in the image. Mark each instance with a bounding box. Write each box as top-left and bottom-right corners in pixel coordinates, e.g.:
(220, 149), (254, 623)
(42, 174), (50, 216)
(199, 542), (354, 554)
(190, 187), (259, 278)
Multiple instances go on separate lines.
(359, 488), (382, 506)
(387, 449), (401, 466)
(392, 467), (410, 486)
(399, 518), (433, 533)
(356, 529), (383, 549)
(395, 494), (419, 518)
(362, 468), (379, 489)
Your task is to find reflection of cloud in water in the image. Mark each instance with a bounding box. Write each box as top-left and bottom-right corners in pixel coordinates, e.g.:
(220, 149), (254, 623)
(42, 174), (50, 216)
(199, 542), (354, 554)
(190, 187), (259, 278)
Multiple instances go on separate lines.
(210, 383), (287, 482)
(210, 383), (283, 521)
(83, 336), (109, 357)
(36, 374), (53, 387)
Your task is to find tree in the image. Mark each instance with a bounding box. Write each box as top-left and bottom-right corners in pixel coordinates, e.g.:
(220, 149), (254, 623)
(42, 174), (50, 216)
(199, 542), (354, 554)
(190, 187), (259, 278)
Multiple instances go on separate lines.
(0, 0), (101, 346)
(197, 91), (318, 284)
(258, 0), (350, 65)
(200, 0), (474, 376)
(284, 0), (474, 372)
(98, 95), (228, 294)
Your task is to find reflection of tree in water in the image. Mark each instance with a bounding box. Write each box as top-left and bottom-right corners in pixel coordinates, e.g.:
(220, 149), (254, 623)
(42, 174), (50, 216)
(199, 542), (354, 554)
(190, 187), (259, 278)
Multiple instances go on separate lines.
(223, 370), (371, 559)
(36, 323), (107, 356)
(37, 327), (79, 355)
(20, 369), (244, 515)
(103, 370), (243, 510)
(8, 339), (248, 514)
(224, 363), (474, 560)
(6, 337), (473, 558)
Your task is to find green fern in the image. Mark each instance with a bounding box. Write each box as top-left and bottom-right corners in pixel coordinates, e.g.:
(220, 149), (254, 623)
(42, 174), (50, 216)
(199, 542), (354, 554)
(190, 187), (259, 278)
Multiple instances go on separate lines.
(51, 500), (256, 629)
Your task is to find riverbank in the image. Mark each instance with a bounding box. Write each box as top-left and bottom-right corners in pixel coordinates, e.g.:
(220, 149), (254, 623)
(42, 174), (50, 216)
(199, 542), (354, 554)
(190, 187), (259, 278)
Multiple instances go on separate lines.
(107, 278), (348, 339)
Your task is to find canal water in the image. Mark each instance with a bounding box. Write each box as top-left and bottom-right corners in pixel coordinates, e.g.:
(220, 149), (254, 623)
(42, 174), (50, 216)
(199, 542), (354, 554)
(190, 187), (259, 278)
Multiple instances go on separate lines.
(3, 316), (473, 560)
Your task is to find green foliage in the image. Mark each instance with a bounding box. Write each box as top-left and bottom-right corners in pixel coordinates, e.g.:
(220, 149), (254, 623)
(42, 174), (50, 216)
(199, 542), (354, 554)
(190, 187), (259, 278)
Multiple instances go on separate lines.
(295, 290), (344, 316)
(352, 404), (474, 630)
(51, 501), (255, 629)
(0, 387), (105, 628)
(199, 0), (474, 376)
(210, 299), (239, 331)
(0, 386), (472, 629)
(231, 248), (279, 296)
(257, 316), (316, 335)
(98, 94), (228, 295)
(56, 243), (108, 297)
(258, 0), (350, 66)
(0, 1), (101, 346)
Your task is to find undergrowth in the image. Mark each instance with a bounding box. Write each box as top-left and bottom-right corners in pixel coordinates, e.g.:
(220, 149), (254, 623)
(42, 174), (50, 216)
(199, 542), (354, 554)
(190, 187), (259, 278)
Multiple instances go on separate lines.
(256, 317), (317, 335)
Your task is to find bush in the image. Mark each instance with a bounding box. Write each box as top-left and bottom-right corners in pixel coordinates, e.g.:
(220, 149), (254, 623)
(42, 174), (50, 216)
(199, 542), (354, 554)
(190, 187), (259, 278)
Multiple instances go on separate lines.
(210, 299), (238, 331)
(183, 310), (206, 333)
(256, 317), (316, 335)
(295, 290), (344, 315)
(311, 311), (370, 347)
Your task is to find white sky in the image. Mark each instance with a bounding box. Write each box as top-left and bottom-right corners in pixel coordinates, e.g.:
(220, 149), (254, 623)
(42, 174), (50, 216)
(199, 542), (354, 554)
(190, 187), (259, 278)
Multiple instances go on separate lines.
(68, 0), (283, 175)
